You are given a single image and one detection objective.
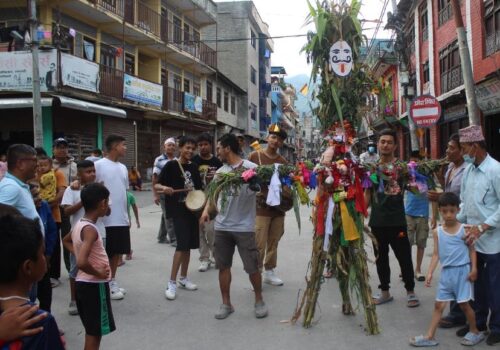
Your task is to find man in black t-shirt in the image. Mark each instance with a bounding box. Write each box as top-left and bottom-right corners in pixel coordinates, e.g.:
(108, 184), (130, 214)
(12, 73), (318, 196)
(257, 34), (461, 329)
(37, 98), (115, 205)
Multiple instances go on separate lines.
(365, 129), (419, 308)
(192, 133), (223, 272)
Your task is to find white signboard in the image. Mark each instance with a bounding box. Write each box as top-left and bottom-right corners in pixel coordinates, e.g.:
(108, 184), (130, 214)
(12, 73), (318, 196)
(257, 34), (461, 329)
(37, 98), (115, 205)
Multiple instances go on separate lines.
(61, 53), (99, 93)
(123, 73), (162, 107)
(329, 40), (353, 77)
(0, 50), (58, 92)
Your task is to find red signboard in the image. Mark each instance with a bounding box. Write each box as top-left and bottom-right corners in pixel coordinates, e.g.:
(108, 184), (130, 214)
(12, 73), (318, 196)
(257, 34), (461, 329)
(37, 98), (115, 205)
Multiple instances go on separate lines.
(409, 95), (442, 128)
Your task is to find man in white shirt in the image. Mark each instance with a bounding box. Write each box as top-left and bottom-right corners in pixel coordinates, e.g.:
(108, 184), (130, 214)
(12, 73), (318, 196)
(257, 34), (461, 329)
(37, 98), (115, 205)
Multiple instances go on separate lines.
(95, 135), (130, 300)
(153, 137), (177, 245)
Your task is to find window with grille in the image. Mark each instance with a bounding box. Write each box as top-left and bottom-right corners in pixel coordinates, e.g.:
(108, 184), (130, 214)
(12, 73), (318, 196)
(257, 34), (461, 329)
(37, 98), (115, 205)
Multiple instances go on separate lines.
(438, 0), (453, 25)
(184, 79), (190, 93)
(439, 41), (463, 94)
(420, 3), (428, 41)
(422, 61), (430, 83)
(125, 53), (135, 75)
(250, 103), (257, 120)
(250, 66), (256, 84)
(251, 30), (256, 49)
(193, 83), (200, 96)
(485, 0), (500, 56)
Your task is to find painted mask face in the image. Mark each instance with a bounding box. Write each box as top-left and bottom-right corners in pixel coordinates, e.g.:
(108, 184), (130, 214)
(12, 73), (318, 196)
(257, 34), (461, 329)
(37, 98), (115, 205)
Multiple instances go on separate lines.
(329, 40), (353, 77)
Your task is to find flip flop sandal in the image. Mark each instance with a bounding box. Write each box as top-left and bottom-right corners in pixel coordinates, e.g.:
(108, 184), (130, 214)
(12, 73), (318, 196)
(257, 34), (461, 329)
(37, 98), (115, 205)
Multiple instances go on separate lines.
(415, 273), (425, 282)
(372, 294), (394, 305)
(461, 331), (485, 346)
(323, 270), (334, 279)
(407, 294), (420, 308)
(342, 303), (355, 315)
(410, 335), (439, 347)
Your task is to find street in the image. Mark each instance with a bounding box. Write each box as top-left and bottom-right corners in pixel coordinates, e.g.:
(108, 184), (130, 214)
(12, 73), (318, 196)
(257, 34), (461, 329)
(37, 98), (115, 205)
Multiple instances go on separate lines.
(51, 190), (482, 350)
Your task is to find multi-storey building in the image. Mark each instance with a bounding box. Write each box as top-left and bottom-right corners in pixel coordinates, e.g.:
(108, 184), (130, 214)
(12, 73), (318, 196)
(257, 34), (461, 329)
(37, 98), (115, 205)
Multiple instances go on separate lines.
(391, 0), (500, 160)
(0, 0), (223, 176)
(203, 1), (273, 140)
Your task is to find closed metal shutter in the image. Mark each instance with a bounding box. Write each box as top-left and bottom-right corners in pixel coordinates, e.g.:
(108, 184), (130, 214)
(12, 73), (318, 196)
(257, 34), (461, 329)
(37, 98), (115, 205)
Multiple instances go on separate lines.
(102, 117), (136, 168)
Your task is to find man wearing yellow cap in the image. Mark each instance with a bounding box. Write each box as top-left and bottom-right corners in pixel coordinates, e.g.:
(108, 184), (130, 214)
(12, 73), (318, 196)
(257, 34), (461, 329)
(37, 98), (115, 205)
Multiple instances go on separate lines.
(248, 124), (288, 286)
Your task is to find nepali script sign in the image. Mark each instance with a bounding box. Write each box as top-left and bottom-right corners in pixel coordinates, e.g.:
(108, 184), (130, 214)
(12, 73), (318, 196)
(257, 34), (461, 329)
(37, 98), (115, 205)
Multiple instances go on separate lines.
(409, 95), (442, 128)
(123, 74), (162, 108)
(0, 50), (57, 92)
(61, 53), (99, 93)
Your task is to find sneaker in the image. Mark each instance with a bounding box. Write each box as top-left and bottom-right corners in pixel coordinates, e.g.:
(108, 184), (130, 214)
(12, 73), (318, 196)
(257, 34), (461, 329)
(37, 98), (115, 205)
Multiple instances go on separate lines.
(109, 282), (124, 300)
(198, 260), (211, 272)
(110, 281), (127, 295)
(178, 277), (197, 291)
(263, 270), (284, 286)
(254, 301), (268, 318)
(487, 332), (500, 346)
(158, 238), (167, 244)
(215, 304), (234, 319)
(170, 240), (177, 247)
(68, 301), (78, 316)
(50, 278), (61, 288)
(165, 281), (177, 300)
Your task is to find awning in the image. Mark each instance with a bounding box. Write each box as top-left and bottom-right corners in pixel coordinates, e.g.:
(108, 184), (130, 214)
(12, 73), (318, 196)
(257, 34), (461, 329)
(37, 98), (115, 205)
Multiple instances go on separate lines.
(0, 97), (53, 109)
(53, 95), (126, 118)
(0, 96), (126, 118)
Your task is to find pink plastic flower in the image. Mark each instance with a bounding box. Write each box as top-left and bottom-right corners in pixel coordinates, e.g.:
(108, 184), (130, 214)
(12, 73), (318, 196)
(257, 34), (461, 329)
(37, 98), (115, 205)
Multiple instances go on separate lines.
(241, 168), (256, 182)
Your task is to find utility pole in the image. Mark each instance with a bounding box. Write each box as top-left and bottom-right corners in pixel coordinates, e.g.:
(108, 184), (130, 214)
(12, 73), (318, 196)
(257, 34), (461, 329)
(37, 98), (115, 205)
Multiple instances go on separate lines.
(28, 0), (44, 147)
(450, 0), (481, 126)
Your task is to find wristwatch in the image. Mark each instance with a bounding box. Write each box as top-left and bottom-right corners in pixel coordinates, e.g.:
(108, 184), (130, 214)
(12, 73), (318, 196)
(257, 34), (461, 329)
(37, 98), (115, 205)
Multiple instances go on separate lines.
(477, 225), (485, 234)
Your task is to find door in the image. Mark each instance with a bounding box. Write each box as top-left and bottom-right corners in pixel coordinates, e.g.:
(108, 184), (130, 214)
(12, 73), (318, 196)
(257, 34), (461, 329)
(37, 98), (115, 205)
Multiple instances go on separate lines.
(486, 114), (500, 161)
(124, 0), (134, 24)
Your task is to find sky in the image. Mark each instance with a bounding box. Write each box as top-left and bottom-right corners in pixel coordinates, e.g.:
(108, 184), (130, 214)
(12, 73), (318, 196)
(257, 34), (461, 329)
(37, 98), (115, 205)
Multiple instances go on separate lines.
(216, 0), (393, 77)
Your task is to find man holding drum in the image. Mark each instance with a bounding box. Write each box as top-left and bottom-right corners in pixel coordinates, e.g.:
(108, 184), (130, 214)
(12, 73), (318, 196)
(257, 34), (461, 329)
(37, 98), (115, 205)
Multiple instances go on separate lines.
(192, 133), (223, 272)
(155, 136), (202, 301)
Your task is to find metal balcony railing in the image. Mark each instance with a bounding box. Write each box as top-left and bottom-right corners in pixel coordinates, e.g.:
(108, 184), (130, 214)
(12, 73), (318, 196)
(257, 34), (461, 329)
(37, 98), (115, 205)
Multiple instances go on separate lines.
(123, 0), (160, 37)
(89, 0), (125, 17)
(164, 20), (217, 69)
(99, 64), (124, 99)
(202, 100), (217, 121)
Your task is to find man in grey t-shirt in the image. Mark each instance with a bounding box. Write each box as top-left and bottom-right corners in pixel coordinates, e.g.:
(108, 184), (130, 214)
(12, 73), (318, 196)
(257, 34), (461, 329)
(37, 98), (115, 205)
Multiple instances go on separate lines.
(200, 134), (268, 320)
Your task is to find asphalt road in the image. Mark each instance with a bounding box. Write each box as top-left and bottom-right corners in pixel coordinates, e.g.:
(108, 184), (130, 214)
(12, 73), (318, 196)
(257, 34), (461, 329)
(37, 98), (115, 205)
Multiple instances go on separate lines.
(50, 190), (487, 350)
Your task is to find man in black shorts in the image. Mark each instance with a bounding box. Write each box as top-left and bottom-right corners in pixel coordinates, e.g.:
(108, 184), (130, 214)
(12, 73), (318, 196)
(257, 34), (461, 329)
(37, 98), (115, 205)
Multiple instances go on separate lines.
(200, 133), (268, 320)
(95, 135), (130, 300)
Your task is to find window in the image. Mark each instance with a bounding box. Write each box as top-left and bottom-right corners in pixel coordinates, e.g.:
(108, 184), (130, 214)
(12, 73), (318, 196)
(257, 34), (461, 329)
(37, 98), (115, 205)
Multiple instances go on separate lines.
(439, 41), (463, 93)
(485, 0), (500, 56)
(422, 61), (430, 84)
(206, 81), (213, 102)
(250, 103), (257, 120)
(173, 16), (182, 44)
(193, 82), (200, 97)
(161, 68), (168, 85)
(405, 26), (415, 55)
(230, 96), (236, 115)
(193, 30), (200, 43)
(100, 43), (116, 68)
(438, 0), (453, 26)
(173, 74), (182, 91)
(125, 53), (135, 75)
(420, 3), (428, 41)
(83, 37), (96, 62)
(250, 30), (256, 48)
(223, 91), (229, 112)
(250, 66), (257, 84)
(216, 87), (221, 108)
(52, 24), (74, 54)
(184, 78), (190, 93)
(184, 23), (190, 44)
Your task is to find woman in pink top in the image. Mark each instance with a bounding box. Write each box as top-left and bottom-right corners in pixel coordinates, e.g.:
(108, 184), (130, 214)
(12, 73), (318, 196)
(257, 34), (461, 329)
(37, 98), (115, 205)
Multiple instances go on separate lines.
(62, 183), (115, 350)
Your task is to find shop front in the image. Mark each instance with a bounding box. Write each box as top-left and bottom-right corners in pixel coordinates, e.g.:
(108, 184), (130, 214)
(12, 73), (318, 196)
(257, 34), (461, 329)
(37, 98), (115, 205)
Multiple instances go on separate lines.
(476, 77), (500, 161)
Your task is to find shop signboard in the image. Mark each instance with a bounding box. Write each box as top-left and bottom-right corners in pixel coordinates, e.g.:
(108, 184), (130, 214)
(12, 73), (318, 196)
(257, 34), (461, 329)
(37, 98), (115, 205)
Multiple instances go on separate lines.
(0, 50), (57, 92)
(61, 53), (99, 93)
(123, 73), (162, 107)
(184, 92), (202, 114)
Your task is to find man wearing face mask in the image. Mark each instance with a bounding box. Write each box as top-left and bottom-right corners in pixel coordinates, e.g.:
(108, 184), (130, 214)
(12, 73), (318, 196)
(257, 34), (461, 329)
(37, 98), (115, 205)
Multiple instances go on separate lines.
(359, 141), (379, 165)
(456, 125), (500, 346)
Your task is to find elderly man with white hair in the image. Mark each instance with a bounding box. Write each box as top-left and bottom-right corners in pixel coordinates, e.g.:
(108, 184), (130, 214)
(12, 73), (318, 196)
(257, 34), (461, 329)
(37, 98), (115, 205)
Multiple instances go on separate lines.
(153, 137), (177, 245)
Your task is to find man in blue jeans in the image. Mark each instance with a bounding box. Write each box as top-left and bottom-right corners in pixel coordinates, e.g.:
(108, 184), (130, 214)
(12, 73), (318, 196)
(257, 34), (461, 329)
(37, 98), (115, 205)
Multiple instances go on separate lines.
(457, 125), (500, 346)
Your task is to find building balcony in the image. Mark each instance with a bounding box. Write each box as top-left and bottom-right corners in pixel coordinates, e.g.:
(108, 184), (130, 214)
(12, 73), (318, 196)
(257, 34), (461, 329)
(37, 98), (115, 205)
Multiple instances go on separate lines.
(161, 86), (216, 122)
(124, 0), (161, 38)
(164, 0), (217, 26)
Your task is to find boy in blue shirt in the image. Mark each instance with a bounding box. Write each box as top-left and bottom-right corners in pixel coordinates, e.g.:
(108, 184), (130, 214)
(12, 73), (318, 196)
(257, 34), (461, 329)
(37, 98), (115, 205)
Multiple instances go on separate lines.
(410, 193), (484, 347)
